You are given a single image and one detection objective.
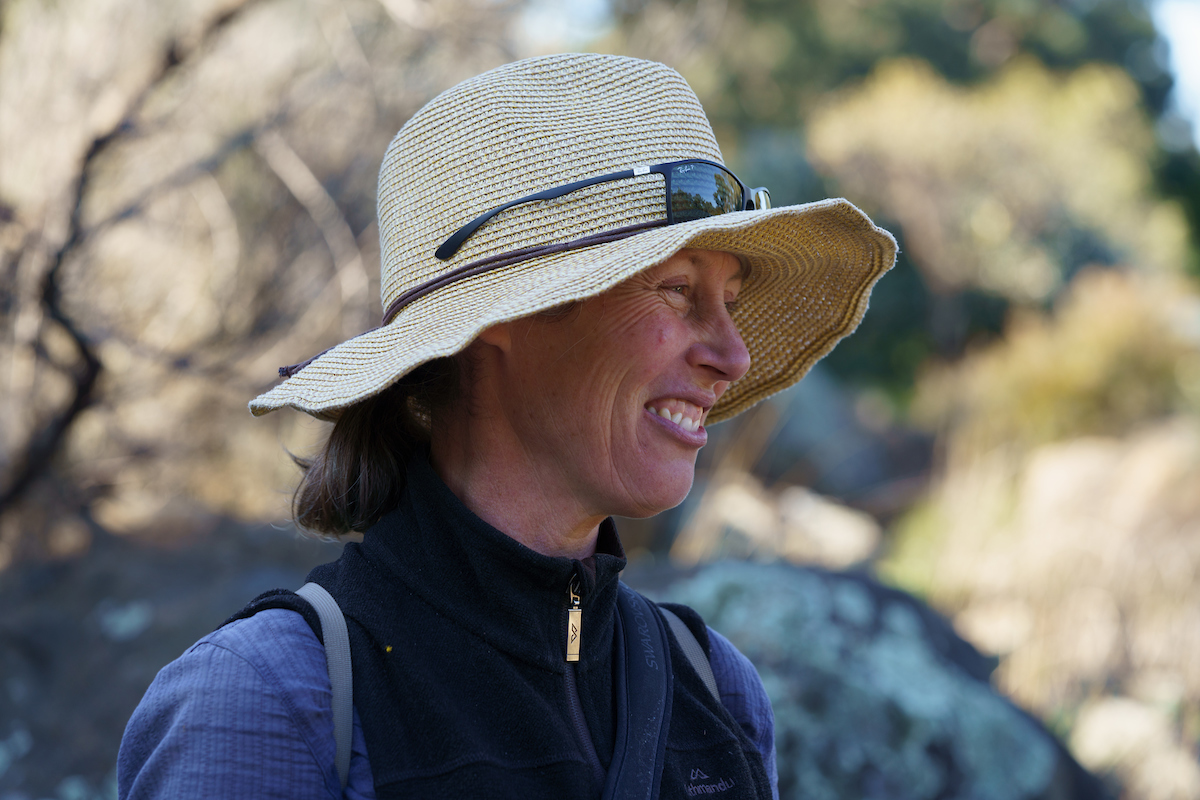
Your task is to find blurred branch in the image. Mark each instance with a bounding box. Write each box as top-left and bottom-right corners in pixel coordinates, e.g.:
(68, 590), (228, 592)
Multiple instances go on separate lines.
(254, 129), (369, 316)
(238, 129), (374, 378)
(189, 173), (242, 310)
(101, 128), (260, 232)
(375, 0), (436, 30)
(0, 0), (266, 515)
(240, 265), (346, 381)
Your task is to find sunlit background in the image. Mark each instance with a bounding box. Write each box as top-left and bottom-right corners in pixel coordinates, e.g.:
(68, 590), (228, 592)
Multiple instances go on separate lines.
(2, 0), (1199, 798)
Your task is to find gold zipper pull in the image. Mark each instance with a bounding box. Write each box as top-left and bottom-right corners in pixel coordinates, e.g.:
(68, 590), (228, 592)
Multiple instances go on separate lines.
(566, 576), (582, 663)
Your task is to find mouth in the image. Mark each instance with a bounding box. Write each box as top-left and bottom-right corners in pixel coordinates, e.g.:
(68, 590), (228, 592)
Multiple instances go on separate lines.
(645, 398), (705, 434)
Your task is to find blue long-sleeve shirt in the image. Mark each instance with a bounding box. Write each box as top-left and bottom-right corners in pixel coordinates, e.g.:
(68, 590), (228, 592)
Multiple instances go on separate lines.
(118, 606), (778, 799)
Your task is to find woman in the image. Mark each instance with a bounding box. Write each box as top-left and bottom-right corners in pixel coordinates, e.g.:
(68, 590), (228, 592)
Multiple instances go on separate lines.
(118, 53), (895, 799)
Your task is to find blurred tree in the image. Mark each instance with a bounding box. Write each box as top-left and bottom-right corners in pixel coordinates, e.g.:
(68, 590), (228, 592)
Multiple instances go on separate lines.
(609, 0), (1174, 125)
(0, 0), (529, 565)
(913, 269), (1200, 451)
(878, 271), (1200, 797)
(2, 0), (1198, 564)
(599, 0), (1200, 395)
(807, 58), (1189, 299)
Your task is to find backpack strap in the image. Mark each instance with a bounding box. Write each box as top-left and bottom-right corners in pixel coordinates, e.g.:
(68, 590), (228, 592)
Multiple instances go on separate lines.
(296, 582), (353, 792)
(658, 606), (720, 703)
(291, 580), (715, 798)
(605, 583), (674, 800)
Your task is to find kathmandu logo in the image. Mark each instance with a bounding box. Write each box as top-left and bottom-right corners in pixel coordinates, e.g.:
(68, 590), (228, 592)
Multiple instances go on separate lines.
(686, 767), (736, 796)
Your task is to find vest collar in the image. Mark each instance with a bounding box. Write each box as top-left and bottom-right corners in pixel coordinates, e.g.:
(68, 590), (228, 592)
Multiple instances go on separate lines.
(357, 454), (628, 673)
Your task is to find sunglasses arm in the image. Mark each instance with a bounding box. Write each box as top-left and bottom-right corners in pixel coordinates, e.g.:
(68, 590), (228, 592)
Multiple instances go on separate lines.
(435, 167), (636, 260)
(748, 187), (771, 211)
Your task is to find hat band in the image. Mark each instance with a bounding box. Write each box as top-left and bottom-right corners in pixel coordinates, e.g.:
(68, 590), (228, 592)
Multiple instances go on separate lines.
(382, 219), (666, 325)
(277, 219), (666, 379)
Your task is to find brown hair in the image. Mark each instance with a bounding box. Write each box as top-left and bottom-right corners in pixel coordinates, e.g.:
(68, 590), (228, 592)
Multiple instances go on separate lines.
(292, 358), (460, 536)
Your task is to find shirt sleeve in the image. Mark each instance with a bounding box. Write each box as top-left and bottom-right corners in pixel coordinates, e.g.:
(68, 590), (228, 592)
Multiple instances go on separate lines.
(707, 626), (780, 800)
(117, 609), (374, 800)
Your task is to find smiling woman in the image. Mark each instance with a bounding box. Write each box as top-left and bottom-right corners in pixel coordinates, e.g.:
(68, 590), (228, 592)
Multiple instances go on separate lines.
(439, 249), (751, 555)
(116, 53), (896, 800)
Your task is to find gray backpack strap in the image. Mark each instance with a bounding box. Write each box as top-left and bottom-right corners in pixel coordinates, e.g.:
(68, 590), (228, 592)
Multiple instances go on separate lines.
(658, 607), (720, 703)
(296, 582), (353, 791)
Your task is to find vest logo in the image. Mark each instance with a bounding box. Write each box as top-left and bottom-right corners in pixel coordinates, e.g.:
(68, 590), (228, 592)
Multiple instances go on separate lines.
(685, 769), (736, 796)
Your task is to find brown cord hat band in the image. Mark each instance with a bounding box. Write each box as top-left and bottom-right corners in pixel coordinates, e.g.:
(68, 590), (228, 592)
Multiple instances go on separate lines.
(278, 220), (667, 379)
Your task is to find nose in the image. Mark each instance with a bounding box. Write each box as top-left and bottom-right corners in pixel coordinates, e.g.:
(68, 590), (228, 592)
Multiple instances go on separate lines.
(688, 304), (751, 386)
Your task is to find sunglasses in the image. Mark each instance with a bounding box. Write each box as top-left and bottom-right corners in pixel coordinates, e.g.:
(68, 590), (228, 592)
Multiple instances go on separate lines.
(435, 158), (771, 260)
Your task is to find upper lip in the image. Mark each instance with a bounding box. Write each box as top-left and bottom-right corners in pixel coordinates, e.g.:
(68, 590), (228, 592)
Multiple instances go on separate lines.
(646, 390), (715, 416)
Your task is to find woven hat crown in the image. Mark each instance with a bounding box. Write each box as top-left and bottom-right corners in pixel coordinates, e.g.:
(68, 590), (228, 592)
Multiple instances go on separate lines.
(377, 53), (722, 310)
(250, 53), (897, 421)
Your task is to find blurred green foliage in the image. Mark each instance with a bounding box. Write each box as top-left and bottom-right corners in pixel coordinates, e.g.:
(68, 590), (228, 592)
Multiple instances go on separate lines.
(603, 0), (1200, 400)
(913, 269), (1200, 450)
(612, 0), (1170, 127)
(807, 58), (1188, 296)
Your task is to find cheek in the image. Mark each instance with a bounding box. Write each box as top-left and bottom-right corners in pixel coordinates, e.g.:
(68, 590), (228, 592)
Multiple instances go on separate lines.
(610, 324), (672, 386)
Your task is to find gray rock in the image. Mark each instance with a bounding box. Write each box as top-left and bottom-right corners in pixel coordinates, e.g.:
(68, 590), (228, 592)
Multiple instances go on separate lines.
(645, 561), (1108, 800)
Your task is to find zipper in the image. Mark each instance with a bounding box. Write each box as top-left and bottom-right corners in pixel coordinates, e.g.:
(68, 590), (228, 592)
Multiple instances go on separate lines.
(563, 573), (605, 790)
(566, 575), (582, 662)
(564, 659), (606, 789)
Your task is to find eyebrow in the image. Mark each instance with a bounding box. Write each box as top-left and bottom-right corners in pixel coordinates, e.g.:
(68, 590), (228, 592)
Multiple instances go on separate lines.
(683, 251), (751, 281)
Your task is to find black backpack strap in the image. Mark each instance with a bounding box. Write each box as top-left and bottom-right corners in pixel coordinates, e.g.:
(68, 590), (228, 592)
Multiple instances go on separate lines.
(224, 588), (321, 636)
(604, 583), (674, 800)
(295, 583), (353, 792)
(658, 606), (720, 703)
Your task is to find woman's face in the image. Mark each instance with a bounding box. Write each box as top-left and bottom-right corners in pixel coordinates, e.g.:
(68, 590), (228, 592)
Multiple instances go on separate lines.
(494, 248), (750, 520)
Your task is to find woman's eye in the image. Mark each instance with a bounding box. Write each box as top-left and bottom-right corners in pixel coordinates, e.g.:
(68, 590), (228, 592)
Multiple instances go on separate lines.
(725, 300), (740, 312)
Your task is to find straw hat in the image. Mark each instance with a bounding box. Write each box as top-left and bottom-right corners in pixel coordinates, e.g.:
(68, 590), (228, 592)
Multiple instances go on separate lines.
(250, 53), (897, 424)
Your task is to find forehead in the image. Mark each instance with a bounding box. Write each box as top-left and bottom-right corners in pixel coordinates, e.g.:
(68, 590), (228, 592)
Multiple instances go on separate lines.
(651, 249), (748, 281)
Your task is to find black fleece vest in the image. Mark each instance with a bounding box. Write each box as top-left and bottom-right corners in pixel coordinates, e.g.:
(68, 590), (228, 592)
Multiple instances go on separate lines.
(231, 457), (770, 799)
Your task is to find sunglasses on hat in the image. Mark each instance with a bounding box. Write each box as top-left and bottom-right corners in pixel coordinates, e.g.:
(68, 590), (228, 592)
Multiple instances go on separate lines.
(436, 158), (771, 260)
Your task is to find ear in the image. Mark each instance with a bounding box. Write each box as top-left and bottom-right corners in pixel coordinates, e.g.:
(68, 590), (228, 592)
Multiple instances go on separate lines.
(475, 321), (512, 353)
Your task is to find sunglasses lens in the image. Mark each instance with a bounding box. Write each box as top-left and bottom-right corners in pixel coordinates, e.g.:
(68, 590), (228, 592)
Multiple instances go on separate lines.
(670, 164), (744, 222)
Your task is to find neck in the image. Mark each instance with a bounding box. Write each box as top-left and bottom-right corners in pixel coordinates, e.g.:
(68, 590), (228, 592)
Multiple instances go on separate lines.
(430, 414), (603, 561)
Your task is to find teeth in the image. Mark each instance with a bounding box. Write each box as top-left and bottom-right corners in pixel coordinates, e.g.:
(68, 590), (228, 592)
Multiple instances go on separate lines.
(647, 404), (702, 433)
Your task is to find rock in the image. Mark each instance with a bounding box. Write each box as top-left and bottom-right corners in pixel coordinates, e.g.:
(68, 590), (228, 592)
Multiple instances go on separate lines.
(642, 560), (1107, 800)
(1, 521), (1105, 800)
(0, 520), (342, 799)
(1071, 697), (1200, 800)
(670, 473), (882, 570)
(885, 417), (1200, 798)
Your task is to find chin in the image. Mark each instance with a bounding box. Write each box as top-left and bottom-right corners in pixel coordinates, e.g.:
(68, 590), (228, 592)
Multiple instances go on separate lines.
(620, 467), (695, 519)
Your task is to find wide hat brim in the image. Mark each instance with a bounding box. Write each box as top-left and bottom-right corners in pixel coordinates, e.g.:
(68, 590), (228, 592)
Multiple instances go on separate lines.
(250, 198), (897, 423)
